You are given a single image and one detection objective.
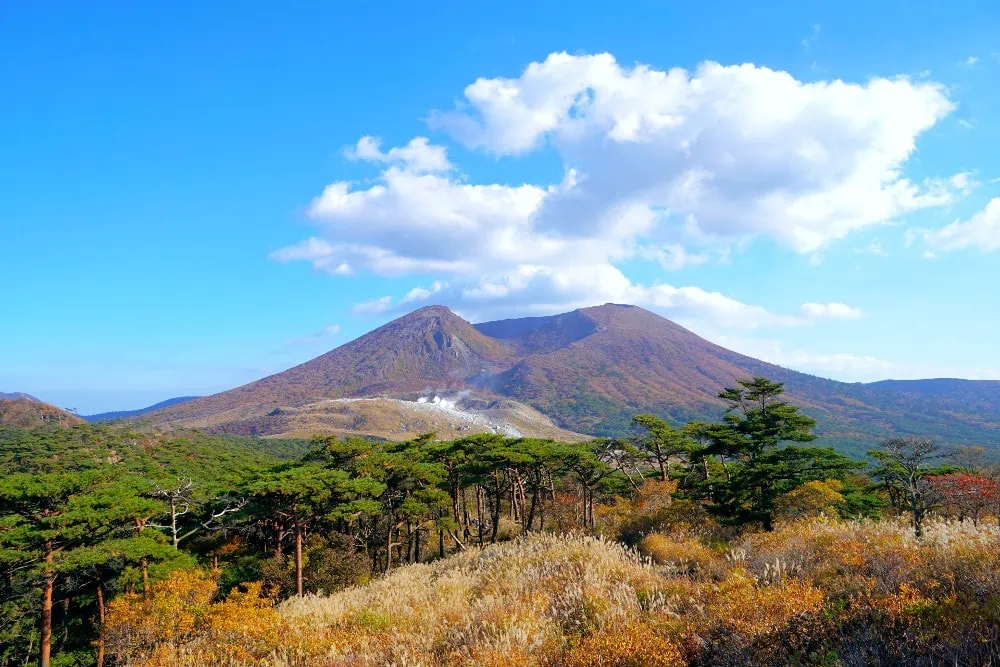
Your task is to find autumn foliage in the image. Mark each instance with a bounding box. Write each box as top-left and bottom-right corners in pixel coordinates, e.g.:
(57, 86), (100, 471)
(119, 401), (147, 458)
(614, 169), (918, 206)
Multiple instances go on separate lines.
(105, 516), (1000, 666)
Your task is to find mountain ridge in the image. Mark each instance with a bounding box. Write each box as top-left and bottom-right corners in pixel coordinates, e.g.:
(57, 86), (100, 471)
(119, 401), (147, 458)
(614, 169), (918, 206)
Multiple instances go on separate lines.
(82, 396), (201, 422)
(148, 304), (1000, 452)
(0, 398), (85, 429)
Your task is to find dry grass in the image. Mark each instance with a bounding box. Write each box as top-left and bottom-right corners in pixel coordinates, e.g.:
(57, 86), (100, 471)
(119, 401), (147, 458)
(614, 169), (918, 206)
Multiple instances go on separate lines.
(107, 517), (1000, 666)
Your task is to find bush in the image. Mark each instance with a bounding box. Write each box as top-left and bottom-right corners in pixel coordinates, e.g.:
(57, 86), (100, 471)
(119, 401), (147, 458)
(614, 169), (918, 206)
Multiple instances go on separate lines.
(560, 622), (685, 666)
(106, 518), (1000, 666)
(640, 534), (716, 576)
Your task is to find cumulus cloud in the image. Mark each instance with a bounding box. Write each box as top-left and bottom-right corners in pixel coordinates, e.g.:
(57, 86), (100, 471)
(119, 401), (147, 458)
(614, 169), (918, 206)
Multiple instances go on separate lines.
(273, 52), (960, 329)
(431, 53), (958, 252)
(402, 281), (449, 304)
(915, 198), (1000, 254)
(344, 136), (452, 173)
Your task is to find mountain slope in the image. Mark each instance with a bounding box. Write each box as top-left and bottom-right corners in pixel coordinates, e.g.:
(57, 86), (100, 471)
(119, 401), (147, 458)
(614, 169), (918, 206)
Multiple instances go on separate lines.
(149, 304), (1000, 452)
(82, 396), (201, 422)
(0, 398), (85, 429)
(154, 306), (511, 425)
(0, 392), (40, 402)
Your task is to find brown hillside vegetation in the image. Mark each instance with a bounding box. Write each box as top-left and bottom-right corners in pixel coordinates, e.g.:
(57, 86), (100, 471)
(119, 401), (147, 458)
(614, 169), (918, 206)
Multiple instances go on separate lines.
(107, 517), (1000, 666)
(0, 398), (84, 429)
(196, 396), (586, 441)
(148, 304), (1000, 450)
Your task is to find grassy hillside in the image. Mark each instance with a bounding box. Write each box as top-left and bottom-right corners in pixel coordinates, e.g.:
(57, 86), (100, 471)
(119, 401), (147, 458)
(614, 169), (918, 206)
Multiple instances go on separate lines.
(105, 518), (1000, 666)
(0, 397), (84, 429)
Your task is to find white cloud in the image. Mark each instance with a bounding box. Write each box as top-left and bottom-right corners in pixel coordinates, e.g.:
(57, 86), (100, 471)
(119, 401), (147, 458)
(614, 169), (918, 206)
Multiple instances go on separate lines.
(800, 302), (862, 319)
(274, 52), (960, 329)
(344, 136), (452, 173)
(285, 324), (341, 346)
(856, 241), (888, 256)
(950, 171), (978, 193)
(431, 53), (957, 253)
(958, 119), (976, 130)
(722, 337), (894, 380)
(639, 243), (713, 271)
(402, 280), (449, 303)
(704, 334), (1000, 382)
(915, 198), (1000, 253)
(453, 264), (805, 328)
(963, 56), (980, 66)
(354, 296), (393, 314)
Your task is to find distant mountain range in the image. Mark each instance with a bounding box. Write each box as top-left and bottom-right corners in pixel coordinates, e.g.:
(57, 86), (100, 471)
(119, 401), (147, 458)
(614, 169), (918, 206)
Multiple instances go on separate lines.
(146, 304), (1000, 453)
(82, 396), (201, 423)
(0, 397), (84, 429)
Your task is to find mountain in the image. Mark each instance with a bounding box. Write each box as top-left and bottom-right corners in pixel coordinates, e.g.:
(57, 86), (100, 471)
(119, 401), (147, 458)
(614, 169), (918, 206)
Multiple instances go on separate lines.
(0, 392), (40, 402)
(149, 304), (1000, 453)
(0, 398), (85, 429)
(82, 396), (201, 422)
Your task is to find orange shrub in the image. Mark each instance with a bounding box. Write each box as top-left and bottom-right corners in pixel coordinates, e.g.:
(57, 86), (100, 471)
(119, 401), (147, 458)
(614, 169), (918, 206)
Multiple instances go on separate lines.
(104, 568), (217, 655)
(559, 622), (686, 667)
(709, 567), (824, 638)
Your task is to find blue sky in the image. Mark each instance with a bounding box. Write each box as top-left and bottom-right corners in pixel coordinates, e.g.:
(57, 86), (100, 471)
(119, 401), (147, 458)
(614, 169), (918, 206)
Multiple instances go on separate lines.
(2, 0), (1000, 413)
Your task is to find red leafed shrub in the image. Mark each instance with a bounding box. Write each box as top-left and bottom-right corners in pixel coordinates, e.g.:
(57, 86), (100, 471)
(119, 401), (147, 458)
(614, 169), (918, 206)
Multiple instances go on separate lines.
(927, 473), (1000, 524)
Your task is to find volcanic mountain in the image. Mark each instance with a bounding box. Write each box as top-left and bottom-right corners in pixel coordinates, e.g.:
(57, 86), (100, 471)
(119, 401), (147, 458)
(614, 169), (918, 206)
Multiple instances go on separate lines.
(149, 304), (1000, 452)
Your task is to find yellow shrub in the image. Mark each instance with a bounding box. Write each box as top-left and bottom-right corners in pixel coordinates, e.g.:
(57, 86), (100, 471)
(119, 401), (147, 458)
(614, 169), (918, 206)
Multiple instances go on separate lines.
(104, 568), (217, 653)
(559, 622), (686, 667)
(640, 534), (715, 575)
(774, 479), (845, 521)
(710, 567), (824, 638)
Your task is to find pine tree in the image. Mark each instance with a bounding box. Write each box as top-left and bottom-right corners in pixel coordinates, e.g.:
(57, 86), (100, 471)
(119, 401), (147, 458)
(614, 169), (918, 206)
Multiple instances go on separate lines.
(695, 377), (862, 529)
(0, 470), (162, 667)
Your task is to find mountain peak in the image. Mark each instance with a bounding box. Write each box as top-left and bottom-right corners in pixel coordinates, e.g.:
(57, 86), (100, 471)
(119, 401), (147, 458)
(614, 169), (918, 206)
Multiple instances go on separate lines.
(149, 304), (1000, 451)
(405, 304), (457, 318)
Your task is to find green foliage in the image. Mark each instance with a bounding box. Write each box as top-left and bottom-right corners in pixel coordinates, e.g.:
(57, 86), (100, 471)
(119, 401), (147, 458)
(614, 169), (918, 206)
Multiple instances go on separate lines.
(692, 377), (865, 528)
(0, 379), (958, 666)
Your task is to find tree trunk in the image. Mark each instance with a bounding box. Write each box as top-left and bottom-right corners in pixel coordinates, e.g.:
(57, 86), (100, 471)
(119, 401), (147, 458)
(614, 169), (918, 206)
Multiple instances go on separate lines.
(526, 472), (540, 531)
(141, 559), (149, 596)
(476, 486), (484, 546)
(294, 513), (304, 597)
(385, 518), (394, 572)
(95, 580), (106, 667)
(170, 497), (179, 549)
(61, 596), (70, 647)
(491, 473), (502, 543)
(438, 527), (445, 558)
(39, 541), (54, 667)
(911, 489), (923, 538)
(414, 524), (422, 563)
